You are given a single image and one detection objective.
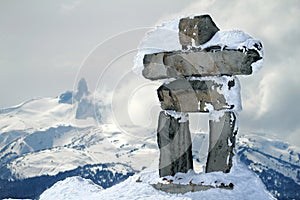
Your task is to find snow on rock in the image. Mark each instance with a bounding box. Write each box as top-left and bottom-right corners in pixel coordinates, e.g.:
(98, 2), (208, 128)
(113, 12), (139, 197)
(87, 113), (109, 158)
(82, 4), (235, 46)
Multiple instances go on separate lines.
(164, 110), (189, 123)
(200, 30), (262, 53)
(190, 75), (242, 113)
(39, 159), (274, 200)
(39, 176), (103, 200)
(200, 30), (264, 73)
(133, 15), (264, 76)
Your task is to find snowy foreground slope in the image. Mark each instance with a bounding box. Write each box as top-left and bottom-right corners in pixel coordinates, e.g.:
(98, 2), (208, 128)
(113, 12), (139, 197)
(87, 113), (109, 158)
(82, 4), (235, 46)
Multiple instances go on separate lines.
(40, 159), (274, 200)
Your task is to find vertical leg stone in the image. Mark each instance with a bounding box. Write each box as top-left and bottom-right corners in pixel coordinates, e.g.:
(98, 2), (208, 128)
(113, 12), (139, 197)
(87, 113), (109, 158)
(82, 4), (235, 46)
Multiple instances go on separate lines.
(157, 111), (193, 177)
(172, 115), (193, 174)
(206, 111), (237, 173)
(157, 111), (173, 177)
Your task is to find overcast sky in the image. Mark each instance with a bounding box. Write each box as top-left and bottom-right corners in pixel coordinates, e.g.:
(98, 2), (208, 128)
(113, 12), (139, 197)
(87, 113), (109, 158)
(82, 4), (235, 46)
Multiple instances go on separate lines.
(1, 0), (299, 146)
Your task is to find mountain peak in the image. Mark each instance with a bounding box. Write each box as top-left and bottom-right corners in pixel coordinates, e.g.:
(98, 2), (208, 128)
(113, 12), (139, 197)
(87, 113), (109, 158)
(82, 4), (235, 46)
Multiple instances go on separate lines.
(74, 78), (90, 101)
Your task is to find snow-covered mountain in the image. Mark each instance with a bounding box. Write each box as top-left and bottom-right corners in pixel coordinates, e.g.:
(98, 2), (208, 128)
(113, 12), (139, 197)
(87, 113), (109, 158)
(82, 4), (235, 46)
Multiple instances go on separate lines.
(0, 79), (299, 199)
(237, 134), (300, 199)
(0, 79), (158, 199)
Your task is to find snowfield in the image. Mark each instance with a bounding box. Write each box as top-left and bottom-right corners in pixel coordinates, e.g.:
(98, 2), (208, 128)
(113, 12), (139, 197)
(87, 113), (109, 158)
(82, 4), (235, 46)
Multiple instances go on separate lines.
(40, 158), (274, 200)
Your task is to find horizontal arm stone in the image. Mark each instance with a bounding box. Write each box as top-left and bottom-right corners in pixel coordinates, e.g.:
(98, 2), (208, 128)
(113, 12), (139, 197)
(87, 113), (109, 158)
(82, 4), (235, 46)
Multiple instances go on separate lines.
(143, 48), (261, 80)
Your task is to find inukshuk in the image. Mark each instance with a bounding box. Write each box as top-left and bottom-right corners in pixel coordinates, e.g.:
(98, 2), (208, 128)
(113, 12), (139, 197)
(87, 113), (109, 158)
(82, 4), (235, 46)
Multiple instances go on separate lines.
(140, 15), (264, 177)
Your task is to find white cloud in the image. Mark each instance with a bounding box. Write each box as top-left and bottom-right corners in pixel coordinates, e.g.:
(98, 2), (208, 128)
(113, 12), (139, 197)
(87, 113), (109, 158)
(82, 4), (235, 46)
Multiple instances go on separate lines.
(60, 0), (82, 14)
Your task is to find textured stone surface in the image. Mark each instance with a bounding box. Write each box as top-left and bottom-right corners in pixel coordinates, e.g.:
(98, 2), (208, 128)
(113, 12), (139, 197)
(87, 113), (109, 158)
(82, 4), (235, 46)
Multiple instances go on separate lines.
(179, 15), (219, 49)
(157, 79), (234, 112)
(157, 111), (193, 177)
(206, 112), (237, 173)
(143, 48), (261, 80)
(151, 182), (233, 194)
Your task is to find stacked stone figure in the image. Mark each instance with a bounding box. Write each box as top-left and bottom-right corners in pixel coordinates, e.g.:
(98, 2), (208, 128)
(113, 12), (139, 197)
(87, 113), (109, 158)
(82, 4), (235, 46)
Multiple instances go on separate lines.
(141, 15), (263, 177)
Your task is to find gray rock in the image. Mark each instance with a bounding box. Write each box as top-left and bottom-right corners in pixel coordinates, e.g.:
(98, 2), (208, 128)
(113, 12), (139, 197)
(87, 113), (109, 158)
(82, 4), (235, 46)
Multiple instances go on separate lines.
(75, 98), (95, 120)
(157, 111), (193, 177)
(58, 91), (73, 104)
(74, 78), (90, 101)
(179, 15), (219, 49)
(157, 79), (234, 112)
(151, 182), (233, 194)
(206, 111), (237, 173)
(143, 49), (261, 80)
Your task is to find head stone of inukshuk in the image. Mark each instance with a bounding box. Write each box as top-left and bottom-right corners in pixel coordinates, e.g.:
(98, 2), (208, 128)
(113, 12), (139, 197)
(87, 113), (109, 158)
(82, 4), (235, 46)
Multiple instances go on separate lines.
(134, 15), (264, 177)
